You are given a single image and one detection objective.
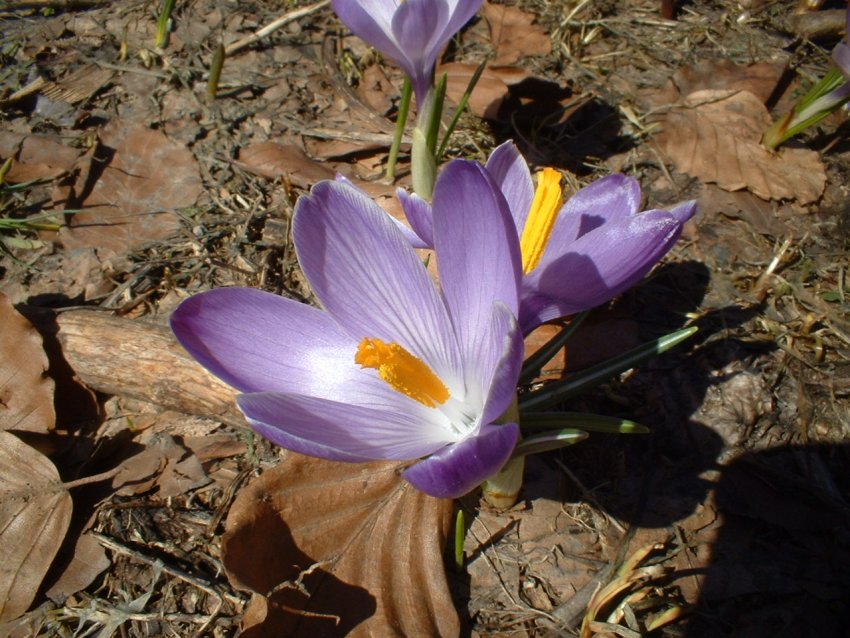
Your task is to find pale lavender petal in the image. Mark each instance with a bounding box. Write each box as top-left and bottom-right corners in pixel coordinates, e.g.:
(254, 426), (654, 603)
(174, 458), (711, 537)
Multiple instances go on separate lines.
(834, 41), (850, 80)
(294, 180), (463, 390)
(433, 160), (521, 375)
(335, 176), (428, 248)
(332, 0), (406, 70)
(238, 392), (456, 461)
(479, 303), (524, 426)
(391, 0), (448, 69)
(534, 174), (641, 264)
(397, 187), (434, 247)
(433, 0), (484, 58)
(402, 422), (519, 498)
(485, 141), (534, 231)
(528, 209), (694, 323)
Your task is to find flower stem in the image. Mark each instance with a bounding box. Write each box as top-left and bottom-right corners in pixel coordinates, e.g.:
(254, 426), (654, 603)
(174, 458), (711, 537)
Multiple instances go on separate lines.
(386, 77), (412, 181)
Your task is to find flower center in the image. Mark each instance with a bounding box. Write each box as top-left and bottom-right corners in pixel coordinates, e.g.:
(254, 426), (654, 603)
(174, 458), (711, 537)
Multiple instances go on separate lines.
(355, 338), (450, 408)
(520, 168), (563, 275)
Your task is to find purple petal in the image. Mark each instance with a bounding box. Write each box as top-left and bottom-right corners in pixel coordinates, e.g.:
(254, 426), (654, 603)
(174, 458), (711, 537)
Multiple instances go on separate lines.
(332, 0), (406, 70)
(238, 392), (455, 461)
(432, 160), (521, 374)
(397, 187), (434, 247)
(402, 422), (519, 498)
(536, 174), (641, 265)
(294, 180), (463, 392)
(527, 208), (694, 324)
(479, 303), (524, 426)
(485, 141), (534, 231)
(391, 0), (449, 82)
(835, 42), (850, 80)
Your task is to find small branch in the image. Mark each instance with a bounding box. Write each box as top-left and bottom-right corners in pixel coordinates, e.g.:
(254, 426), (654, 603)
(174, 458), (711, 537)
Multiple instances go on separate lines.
(225, 0), (331, 56)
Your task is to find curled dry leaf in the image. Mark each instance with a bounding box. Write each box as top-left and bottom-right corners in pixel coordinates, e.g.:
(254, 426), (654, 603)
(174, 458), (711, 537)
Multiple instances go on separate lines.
(0, 293), (55, 433)
(0, 430), (72, 622)
(222, 453), (458, 637)
(654, 89), (826, 204)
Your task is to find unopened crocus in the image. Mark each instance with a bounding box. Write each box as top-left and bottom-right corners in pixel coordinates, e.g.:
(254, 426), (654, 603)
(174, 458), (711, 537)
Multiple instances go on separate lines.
(171, 160), (524, 499)
(763, 9), (850, 149)
(332, 0), (483, 107)
(397, 141), (697, 334)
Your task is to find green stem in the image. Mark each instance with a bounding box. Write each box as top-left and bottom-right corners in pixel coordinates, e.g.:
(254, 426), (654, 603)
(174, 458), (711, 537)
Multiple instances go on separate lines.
(386, 77), (412, 181)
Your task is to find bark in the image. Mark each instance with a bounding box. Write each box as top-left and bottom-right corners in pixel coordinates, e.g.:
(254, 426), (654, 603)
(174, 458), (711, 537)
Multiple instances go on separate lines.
(48, 309), (244, 428)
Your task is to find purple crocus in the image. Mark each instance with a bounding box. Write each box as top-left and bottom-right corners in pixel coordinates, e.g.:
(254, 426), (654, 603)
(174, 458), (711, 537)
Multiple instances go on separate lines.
(171, 160), (524, 499)
(331, 0), (483, 106)
(397, 141), (697, 334)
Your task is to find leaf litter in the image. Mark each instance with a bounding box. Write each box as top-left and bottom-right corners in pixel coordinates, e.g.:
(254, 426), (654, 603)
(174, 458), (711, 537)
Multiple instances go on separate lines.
(1, 0), (850, 636)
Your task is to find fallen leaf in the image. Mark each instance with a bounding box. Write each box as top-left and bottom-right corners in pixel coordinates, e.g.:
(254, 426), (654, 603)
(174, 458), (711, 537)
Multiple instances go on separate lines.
(45, 531), (110, 604)
(0, 132), (79, 183)
(60, 121), (204, 253)
(440, 62), (530, 119)
(654, 89), (826, 204)
(222, 454), (458, 637)
(480, 1), (551, 65)
(236, 143), (336, 187)
(0, 293), (55, 433)
(0, 430), (72, 622)
(669, 60), (786, 106)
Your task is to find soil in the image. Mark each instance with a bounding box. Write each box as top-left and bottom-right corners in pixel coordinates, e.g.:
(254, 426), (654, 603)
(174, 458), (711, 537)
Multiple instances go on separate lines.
(1, 0), (849, 636)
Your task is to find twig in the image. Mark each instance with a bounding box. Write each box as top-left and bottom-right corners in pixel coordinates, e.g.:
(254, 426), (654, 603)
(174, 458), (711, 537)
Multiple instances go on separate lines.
(92, 532), (244, 606)
(225, 0), (331, 56)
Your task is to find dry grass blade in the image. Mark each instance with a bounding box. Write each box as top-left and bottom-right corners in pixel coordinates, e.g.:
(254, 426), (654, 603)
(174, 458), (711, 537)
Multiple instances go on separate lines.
(221, 454), (459, 637)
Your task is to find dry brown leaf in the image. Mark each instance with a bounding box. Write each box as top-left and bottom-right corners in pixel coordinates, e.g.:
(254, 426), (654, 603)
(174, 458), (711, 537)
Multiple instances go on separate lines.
(654, 89), (825, 204)
(236, 142), (336, 187)
(222, 454), (458, 637)
(45, 531), (110, 604)
(480, 0), (551, 65)
(639, 60), (787, 112)
(60, 121), (204, 253)
(0, 293), (55, 433)
(440, 62), (530, 119)
(0, 132), (79, 183)
(0, 430), (72, 622)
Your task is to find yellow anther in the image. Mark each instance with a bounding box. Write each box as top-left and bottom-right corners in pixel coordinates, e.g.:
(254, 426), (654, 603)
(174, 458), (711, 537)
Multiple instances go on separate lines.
(520, 167), (563, 275)
(355, 338), (450, 408)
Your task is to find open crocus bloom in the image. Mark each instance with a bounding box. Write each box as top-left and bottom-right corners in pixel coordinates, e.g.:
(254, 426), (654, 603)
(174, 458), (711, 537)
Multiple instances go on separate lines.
(398, 141), (697, 334)
(331, 0), (483, 106)
(171, 160), (524, 499)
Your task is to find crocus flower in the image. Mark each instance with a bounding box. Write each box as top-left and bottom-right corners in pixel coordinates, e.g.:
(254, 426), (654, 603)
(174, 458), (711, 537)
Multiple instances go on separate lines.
(331, 0), (483, 106)
(763, 10), (850, 150)
(397, 141), (697, 334)
(171, 160), (525, 499)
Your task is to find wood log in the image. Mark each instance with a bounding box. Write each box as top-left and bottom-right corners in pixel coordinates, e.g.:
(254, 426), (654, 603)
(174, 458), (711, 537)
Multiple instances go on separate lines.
(52, 310), (244, 428)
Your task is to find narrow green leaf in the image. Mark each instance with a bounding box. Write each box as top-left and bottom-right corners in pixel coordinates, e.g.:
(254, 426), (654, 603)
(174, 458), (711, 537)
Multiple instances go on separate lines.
(520, 412), (648, 434)
(454, 509), (464, 571)
(155, 0), (176, 49)
(386, 77), (412, 181)
(437, 58), (488, 161)
(512, 429), (589, 458)
(519, 326), (697, 411)
(519, 311), (589, 385)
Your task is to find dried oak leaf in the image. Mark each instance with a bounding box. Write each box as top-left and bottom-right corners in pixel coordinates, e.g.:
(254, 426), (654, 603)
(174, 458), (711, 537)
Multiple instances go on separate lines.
(0, 430), (72, 622)
(0, 293), (55, 433)
(236, 143), (336, 188)
(480, 0), (551, 65)
(222, 454), (458, 637)
(654, 89), (825, 204)
(60, 121), (203, 253)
